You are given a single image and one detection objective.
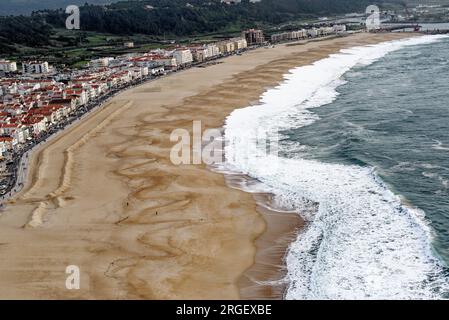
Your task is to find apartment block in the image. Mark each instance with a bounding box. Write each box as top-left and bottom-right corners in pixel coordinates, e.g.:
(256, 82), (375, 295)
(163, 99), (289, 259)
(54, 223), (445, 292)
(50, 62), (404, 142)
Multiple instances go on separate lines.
(22, 61), (50, 74)
(242, 29), (265, 46)
(173, 49), (193, 66)
(0, 60), (17, 73)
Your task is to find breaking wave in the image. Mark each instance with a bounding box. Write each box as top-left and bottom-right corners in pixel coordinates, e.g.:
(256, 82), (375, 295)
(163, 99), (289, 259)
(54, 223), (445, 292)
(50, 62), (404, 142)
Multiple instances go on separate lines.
(224, 35), (449, 299)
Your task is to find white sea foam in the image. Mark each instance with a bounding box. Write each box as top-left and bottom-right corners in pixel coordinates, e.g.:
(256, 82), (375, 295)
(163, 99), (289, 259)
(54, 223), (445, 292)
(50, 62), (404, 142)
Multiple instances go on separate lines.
(224, 35), (449, 299)
(432, 139), (449, 151)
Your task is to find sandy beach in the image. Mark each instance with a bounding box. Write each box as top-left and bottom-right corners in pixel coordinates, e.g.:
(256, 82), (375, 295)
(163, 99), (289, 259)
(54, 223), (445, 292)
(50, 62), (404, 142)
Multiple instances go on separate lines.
(0, 32), (416, 299)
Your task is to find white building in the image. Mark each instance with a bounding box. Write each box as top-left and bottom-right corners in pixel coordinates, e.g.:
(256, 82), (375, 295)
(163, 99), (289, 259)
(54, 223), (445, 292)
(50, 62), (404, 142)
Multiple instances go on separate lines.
(173, 49), (193, 66)
(316, 27), (334, 36)
(140, 67), (149, 77)
(151, 66), (165, 76)
(217, 41), (235, 54)
(89, 57), (114, 68)
(66, 88), (89, 107)
(191, 47), (209, 62)
(333, 24), (347, 33)
(130, 68), (143, 79)
(115, 70), (132, 85)
(232, 37), (248, 50)
(155, 57), (177, 69)
(0, 138), (13, 157)
(22, 61), (50, 74)
(28, 118), (47, 136)
(307, 28), (318, 38)
(0, 60), (17, 73)
(22, 61), (47, 74)
(292, 29), (307, 39)
(206, 44), (220, 58)
(0, 82), (18, 96)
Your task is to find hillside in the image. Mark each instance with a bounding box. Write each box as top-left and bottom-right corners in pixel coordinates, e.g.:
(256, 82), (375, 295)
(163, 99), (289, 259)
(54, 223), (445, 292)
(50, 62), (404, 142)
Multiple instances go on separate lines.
(0, 0), (115, 15)
(0, 0), (372, 53)
(0, 0), (430, 55)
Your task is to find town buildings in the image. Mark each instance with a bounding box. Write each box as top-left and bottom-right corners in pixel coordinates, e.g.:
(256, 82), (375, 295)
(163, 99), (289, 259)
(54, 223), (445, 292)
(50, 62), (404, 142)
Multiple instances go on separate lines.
(242, 29), (265, 46)
(0, 50), (183, 158)
(22, 61), (50, 74)
(89, 57), (114, 69)
(190, 47), (209, 63)
(233, 37), (248, 50)
(173, 49), (194, 66)
(206, 44), (221, 58)
(0, 23), (347, 171)
(217, 40), (235, 54)
(270, 25), (347, 43)
(271, 30), (307, 43)
(0, 60), (17, 73)
(333, 24), (347, 33)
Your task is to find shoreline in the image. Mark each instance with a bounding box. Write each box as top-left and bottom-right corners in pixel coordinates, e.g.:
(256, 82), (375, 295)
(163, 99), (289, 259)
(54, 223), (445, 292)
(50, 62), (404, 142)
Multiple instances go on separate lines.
(207, 163), (305, 299)
(0, 32), (417, 299)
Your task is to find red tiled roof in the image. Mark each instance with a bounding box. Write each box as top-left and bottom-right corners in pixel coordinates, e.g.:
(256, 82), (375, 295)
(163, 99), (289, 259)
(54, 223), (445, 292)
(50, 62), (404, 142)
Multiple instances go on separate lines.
(0, 123), (18, 128)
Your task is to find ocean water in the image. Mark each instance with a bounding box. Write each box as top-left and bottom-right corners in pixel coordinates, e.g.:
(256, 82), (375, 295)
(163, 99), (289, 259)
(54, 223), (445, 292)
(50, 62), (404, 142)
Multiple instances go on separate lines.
(224, 35), (449, 299)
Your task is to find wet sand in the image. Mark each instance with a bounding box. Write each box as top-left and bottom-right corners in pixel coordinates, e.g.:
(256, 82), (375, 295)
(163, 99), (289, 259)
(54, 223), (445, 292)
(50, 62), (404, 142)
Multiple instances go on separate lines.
(0, 32), (416, 299)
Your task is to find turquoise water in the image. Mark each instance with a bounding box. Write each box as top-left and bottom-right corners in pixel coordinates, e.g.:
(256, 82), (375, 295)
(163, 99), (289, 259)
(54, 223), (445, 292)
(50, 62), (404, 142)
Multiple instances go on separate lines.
(284, 37), (449, 264)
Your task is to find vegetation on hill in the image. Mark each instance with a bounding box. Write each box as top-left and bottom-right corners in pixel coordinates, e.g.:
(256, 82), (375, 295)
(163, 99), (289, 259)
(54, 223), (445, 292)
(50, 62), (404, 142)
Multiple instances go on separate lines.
(42, 0), (373, 35)
(0, 0), (376, 54)
(0, 0), (114, 16)
(0, 16), (53, 54)
(0, 0), (421, 55)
